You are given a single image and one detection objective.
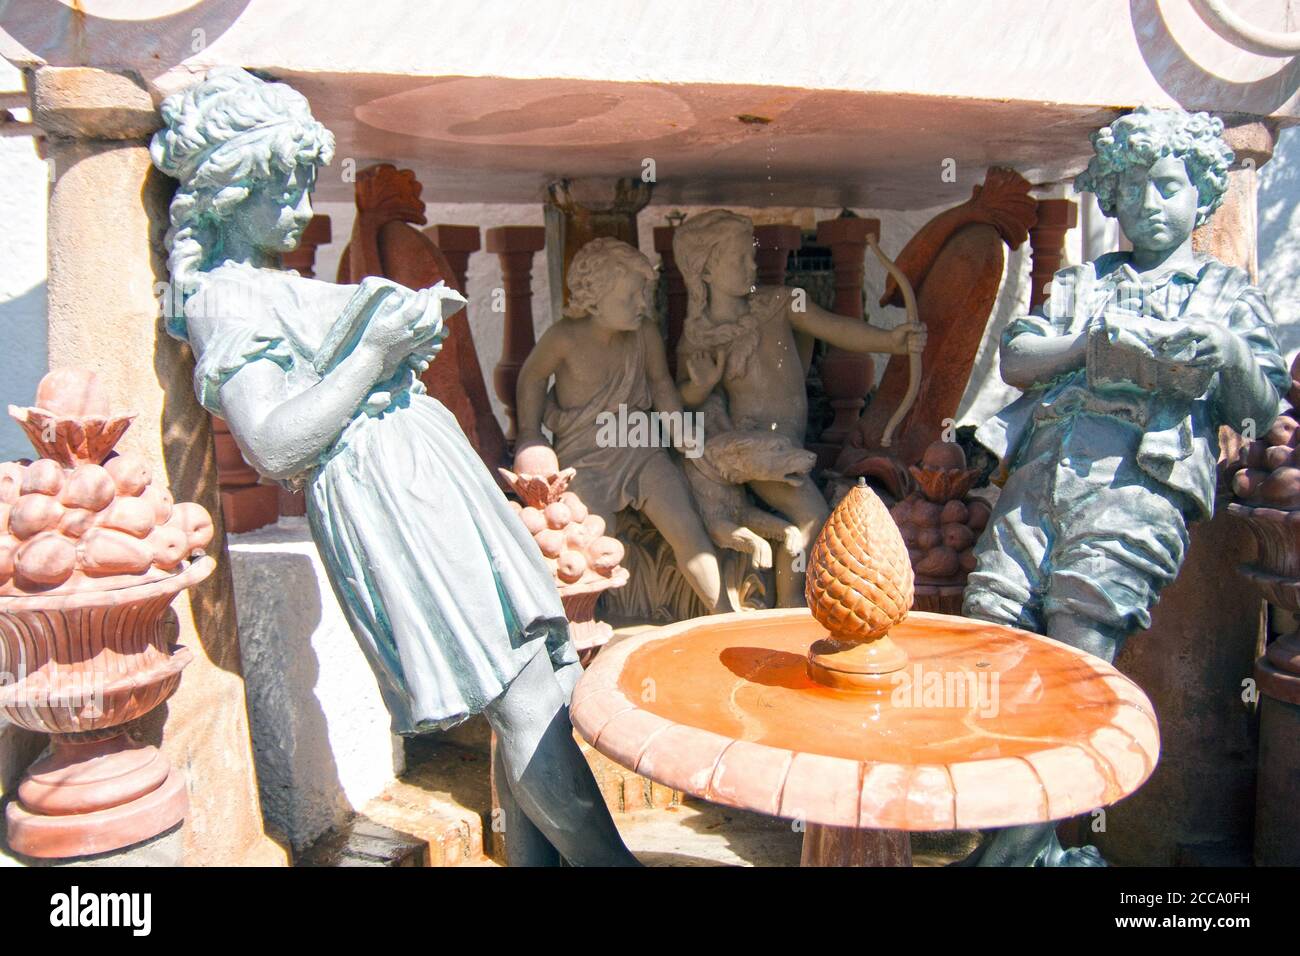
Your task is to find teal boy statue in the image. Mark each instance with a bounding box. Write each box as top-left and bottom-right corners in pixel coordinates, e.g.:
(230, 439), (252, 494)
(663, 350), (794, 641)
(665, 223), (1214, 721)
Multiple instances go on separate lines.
(962, 106), (1288, 865)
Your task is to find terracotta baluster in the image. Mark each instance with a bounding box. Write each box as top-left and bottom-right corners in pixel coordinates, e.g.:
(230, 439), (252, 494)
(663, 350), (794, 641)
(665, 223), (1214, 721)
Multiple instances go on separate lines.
(754, 223), (802, 286)
(486, 226), (547, 448)
(653, 223), (687, 378)
(1027, 199), (1078, 311)
(811, 216), (878, 469)
(212, 416), (281, 531)
(426, 224), (481, 292)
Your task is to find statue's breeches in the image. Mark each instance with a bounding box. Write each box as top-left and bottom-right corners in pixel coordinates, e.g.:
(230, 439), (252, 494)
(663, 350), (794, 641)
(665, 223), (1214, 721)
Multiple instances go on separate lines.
(963, 413), (1193, 635)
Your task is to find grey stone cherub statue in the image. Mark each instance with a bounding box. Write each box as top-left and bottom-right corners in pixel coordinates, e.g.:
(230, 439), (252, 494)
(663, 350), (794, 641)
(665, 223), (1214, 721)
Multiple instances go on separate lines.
(151, 67), (637, 866)
(962, 106), (1288, 866)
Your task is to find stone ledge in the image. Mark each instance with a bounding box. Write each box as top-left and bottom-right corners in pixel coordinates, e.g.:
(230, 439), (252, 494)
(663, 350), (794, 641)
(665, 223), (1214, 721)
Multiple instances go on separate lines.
(32, 67), (159, 141)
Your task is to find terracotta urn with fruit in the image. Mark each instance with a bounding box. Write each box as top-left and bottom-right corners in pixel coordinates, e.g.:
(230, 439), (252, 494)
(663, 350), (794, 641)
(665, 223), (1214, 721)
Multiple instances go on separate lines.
(1, 370), (215, 859)
(1224, 354), (1300, 863)
(502, 446), (628, 664)
(888, 441), (991, 614)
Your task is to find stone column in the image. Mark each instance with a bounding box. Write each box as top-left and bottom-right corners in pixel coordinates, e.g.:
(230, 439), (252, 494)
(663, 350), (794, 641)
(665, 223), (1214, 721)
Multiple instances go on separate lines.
(486, 226), (546, 447)
(426, 224), (481, 293)
(653, 223), (687, 378)
(811, 216), (878, 468)
(1093, 117), (1277, 867)
(1027, 199), (1077, 311)
(1192, 117), (1275, 281)
(31, 66), (285, 865)
(546, 177), (652, 305)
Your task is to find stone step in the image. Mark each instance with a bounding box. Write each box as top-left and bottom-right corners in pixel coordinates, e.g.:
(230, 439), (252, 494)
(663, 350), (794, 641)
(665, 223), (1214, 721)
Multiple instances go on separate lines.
(295, 819), (430, 867)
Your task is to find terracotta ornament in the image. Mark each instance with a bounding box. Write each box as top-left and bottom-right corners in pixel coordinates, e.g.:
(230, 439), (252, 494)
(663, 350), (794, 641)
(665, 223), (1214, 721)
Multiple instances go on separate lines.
(151, 68), (636, 866)
(2, 369), (215, 858)
(1226, 351), (1300, 864)
(672, 210), (926, 607)
(499, 448), (629, 664)
(804, 482), (914, 690)
(890, 441), (990, 613)
(837, 168), (1037, 473)
(339, 164), (505, 471)
(962, 106), (1288, 866)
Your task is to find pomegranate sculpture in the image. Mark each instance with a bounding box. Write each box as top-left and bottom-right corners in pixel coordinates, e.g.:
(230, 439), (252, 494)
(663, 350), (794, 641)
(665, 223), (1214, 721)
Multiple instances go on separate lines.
(500, 445), (628, 664)
(1, 369), (215, 859)
(888, 440), (991, 614)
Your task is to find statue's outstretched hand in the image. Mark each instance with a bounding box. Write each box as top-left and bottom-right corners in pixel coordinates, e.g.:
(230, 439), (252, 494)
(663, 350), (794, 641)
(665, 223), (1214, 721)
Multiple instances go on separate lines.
(888, 321), (927, 355)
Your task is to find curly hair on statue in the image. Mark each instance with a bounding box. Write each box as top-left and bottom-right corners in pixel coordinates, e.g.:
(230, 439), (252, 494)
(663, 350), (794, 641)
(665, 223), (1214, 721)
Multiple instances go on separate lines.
(150, 67), (335, 336)
(563, 237), (657, 321)
(1074, 106), (1234, 227)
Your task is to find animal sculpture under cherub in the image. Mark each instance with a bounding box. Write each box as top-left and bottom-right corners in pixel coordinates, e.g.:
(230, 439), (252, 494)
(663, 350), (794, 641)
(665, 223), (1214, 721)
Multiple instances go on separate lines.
(683, 396), (816, 570)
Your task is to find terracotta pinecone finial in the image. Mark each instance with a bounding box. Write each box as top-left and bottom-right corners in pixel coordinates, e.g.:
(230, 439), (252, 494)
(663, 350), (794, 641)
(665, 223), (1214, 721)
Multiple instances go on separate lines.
(806, 481), (914, 640)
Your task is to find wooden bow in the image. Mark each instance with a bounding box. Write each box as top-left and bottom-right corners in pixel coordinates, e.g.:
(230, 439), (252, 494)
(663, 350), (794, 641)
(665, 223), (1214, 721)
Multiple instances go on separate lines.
(867, 234), (924, 449)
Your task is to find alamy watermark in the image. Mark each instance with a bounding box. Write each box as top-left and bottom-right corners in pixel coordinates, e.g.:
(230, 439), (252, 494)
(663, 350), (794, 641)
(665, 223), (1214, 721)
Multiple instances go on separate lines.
(889, 663), (1000, 717)
(595, 403), (704, 459)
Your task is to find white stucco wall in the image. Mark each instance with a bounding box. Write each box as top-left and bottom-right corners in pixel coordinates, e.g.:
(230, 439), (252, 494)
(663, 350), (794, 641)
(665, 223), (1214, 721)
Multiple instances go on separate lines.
(0, 59), (46, 462)
(1261, 125), (1300, 360)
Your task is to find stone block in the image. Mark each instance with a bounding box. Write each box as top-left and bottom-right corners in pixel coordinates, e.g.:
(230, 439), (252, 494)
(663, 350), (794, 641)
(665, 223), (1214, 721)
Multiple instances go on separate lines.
(228, 517), (404, 853)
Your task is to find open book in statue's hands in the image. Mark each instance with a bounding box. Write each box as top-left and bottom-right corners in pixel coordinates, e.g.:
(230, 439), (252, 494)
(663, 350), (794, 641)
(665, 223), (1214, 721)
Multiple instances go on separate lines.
(1086, 311), (1216, 399)
(313, 277), (465, 377)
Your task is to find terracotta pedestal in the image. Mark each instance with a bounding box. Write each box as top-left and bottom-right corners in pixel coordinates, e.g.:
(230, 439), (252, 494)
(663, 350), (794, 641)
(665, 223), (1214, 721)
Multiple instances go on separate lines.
(3, 560), (214, 858)
(1227, 504), (1300, 865)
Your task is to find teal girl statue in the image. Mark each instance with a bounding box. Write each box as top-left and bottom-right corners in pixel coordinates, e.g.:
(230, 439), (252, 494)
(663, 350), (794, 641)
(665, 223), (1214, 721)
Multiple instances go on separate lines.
(151, 68), (636, 866)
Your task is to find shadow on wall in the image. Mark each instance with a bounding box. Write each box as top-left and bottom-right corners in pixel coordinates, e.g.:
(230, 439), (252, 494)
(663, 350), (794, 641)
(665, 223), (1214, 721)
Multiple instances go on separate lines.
(1261, 126), (1300, 362)
(0, 280), (48, 462)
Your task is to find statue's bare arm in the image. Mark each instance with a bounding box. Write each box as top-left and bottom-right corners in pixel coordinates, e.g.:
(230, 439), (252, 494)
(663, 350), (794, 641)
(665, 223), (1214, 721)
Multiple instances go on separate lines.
(642, 322), (685, 416)
(515, 324), (567, 452)
(788, 297), (924, 355)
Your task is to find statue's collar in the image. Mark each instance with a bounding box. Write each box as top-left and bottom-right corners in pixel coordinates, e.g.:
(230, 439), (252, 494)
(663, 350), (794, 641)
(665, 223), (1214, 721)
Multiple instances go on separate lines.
(1097, 251), (1209, 286)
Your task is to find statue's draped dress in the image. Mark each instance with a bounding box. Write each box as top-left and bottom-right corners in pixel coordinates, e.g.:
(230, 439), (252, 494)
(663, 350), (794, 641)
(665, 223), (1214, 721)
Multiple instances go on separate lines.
(185, 263), (579, 733)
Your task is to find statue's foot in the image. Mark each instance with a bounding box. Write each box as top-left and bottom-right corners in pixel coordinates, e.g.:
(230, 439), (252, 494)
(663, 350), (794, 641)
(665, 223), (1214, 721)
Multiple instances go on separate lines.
(1036, 841), (1107, 867)
(965, 823), (1108, 867)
